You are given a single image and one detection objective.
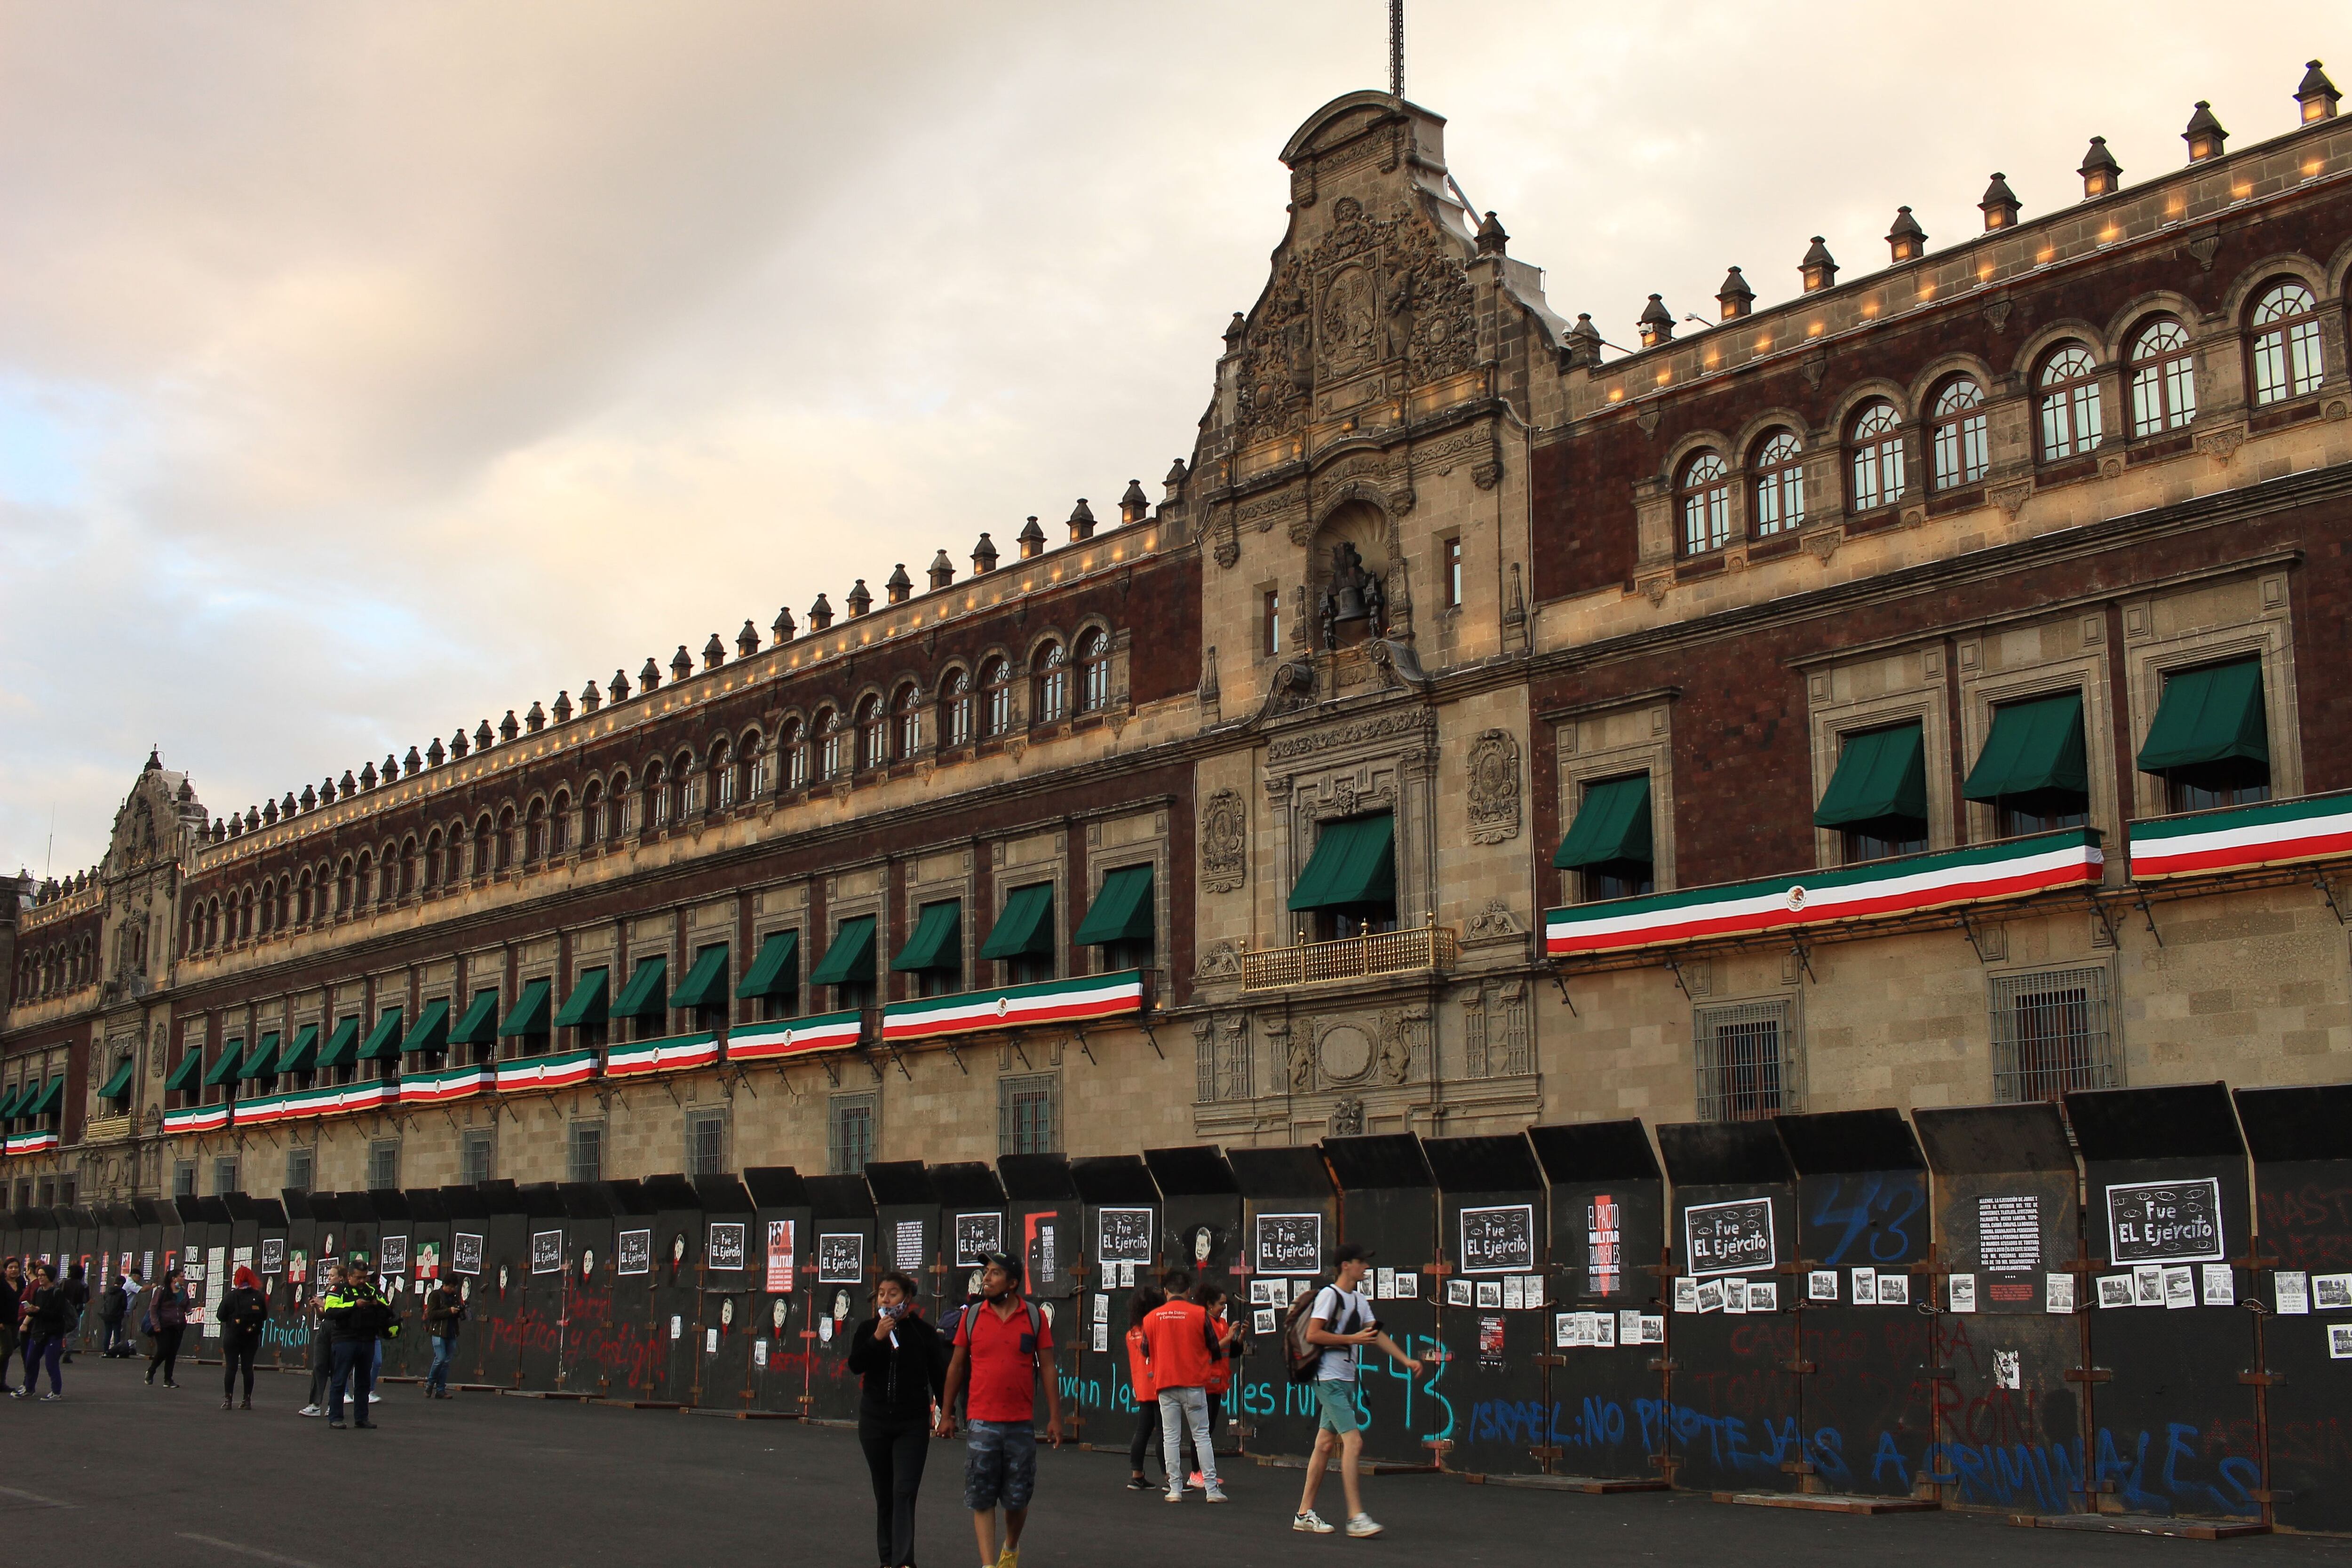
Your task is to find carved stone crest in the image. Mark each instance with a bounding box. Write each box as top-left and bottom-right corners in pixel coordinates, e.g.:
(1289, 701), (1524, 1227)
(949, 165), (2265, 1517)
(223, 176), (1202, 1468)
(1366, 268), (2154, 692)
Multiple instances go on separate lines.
(1195, 940), (1242, 979)
(1463, 898), (1523, 945)
(1317, 1020), (1375, 1084)
(1466, 729), (1521, 844)
(1200, 790), (1248, 894)
(1376, 1011), (1412, 1084)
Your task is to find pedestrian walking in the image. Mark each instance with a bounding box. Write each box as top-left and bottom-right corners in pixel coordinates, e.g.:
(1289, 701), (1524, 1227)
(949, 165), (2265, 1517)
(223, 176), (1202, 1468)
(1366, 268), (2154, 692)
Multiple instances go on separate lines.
(11, 1262), (68, 1400)
(849, 1269), (948, 1568)
(1143, 1271), (1228, 1504)
(60, 1263), (87, 1363)
(99, 1268), (132, 1357)
(422, 1274), (465, 1398)
(320, 1265), (395, 1428)
(219, 1265), (269, 1410)
(1123, 1284), (1166, 1491)
(299, 1263), (344, 1417)
(1290, 1242), (1435, 1539)
(935, 1251), (1063, 1568)
(144, 1268), (188, 1388)
(0, 1257), (23, 1391)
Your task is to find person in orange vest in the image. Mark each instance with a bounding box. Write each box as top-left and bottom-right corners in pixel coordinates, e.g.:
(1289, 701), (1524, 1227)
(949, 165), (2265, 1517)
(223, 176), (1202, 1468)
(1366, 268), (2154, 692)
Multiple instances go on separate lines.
(1194, 1281), (1241, 1482)
(1123, 1284), (1166, 1491)
(1142, 1270), (1230, 1504)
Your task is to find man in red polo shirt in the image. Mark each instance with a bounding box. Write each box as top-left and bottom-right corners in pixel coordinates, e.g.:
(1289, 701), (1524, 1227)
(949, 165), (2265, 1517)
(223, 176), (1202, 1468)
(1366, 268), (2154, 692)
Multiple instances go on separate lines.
(937, 1252), (1063, 1568)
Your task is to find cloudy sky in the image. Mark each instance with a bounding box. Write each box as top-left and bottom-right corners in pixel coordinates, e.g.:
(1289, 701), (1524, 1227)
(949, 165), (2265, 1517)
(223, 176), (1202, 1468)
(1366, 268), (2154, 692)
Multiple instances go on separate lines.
(3, 1), (2343, 878)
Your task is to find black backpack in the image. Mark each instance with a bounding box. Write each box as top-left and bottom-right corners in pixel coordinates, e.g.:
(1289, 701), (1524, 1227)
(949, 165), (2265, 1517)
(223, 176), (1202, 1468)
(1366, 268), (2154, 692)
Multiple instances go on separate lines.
(1282, 1282), (1363, 1386)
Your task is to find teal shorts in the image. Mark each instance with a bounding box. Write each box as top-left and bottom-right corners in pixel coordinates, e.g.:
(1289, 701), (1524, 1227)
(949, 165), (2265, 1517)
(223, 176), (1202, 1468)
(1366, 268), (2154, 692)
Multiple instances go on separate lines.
(1315, 1379), (1360, 1434)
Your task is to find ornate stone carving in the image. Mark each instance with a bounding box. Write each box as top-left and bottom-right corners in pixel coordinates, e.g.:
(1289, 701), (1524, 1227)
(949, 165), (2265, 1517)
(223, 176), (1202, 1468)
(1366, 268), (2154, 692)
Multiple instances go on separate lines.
(1466, 730), (1521, 844)
(1328, 1098), (1365, 1137)
(1255, 660), (1317, 724)
(1196, 940), (1242, 979)
(1237, 491), (1304, 534)
(1803, 527), (1843, 565)
(1212, 511), (1240, 569)
(1989, 479), (2033, 519)
(1200, 790), (1248, 894)
(1288, 1030), (1316, 1093)
(1463, 899), (1523, 944)
(1317, 1020), (1375, 1083)
(1982, 297), (2012, 332)
(1376, 1011), (1411, 1084)
(1265, 708), (1434, 763)
(2194, 424), (2248, 465)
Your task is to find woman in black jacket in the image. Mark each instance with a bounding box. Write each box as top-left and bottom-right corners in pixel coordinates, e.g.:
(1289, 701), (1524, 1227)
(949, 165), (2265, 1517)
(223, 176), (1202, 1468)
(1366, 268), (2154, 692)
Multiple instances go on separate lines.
(219, 1265), (269, 1410)
(847, 1270), (946, 1568)
(10, 1263), (68, 1400)
(145, 1269), (188, 1388)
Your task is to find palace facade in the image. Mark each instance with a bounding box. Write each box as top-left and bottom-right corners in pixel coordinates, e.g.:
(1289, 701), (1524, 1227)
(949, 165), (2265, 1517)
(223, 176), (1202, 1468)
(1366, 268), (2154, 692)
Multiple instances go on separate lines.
(9, 65), (2352, 1205)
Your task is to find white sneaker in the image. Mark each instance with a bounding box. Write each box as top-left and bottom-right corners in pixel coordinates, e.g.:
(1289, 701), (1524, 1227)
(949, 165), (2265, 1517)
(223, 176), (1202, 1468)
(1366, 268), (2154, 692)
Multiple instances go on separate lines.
(1163, 1488), (1184, 1503)
(298, 1405), (320, 1417)
(367, 1392), (380, 1403)
(1293, 1511), (1334, 1534)
(1205, 1486), (1230, 1504)
(1345, 1514), (1383, 1538)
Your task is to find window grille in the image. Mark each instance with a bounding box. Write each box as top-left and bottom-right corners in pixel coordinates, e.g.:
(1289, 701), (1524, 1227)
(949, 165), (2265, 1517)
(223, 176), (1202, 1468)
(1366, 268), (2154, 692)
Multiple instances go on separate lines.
(567, 1121), (604, 1184)
(173, 1162), (196, 1198)
(285, 1147), (314, 1195)
(999, 1073), (1058, 1156)
(1694, 998), (1796, 1122)
(1991, 965), (2119, 1103)
(213, 1157), (240, 1196)
(829, 1093), (877, 1174)
(460, 1128), (495, 1186)
(686, 1110), (726, 1176)
(367, 1139), (400, 1190)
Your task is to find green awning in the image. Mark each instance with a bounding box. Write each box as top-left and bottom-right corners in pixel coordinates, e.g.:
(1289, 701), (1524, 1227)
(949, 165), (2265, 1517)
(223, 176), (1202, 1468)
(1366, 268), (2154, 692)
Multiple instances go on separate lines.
(277, 1025), (319, 1075)
(401, 998), (451, 1055)
(98, 1058), (136, 1100)
(240, 1034), (282, 1079)
(204, 1043), (245, 1087)
(551, 970), (607, 1029)
(810, 915), (877, 986)
(0, 1084), (23, 1120)
(892, 902), (962, 972)
(357, 1006), (405, 1062)
(980, 885), (1056, 959)
(24, 1077), (62, 1116)
(611, 955), (669, 1019)
(447, 988), (501, 1046)
(316, 1017), (361, 1070)
(1287, 813), (1397, 913)
(2137, 659), (2268, 773)
(1813, 724), (1928, 829)
(735, 931), (800, 1000)
(497, 977), (553, 1037)
(1963, 692), (2087, 803)
(1554, 776), (1654, 869)
(165, 1051), (204, 1093)
(1073, 866), (1155, 946)
(669, 944), (731, 1008)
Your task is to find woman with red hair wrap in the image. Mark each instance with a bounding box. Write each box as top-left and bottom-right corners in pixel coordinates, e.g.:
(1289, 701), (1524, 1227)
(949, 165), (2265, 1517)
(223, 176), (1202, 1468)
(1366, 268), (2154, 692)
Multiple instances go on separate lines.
(218, 1266), (270, 1410)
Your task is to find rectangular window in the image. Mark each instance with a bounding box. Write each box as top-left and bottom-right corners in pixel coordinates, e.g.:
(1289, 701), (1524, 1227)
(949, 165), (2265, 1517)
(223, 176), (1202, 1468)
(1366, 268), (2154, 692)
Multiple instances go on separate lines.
(999, 1073), (1058, 1156)
(460, 1128), (495, 1186)
(367, 1139), (400, 1191)
(828, 1093), (877, 1175)
(568, 1121), (604, 1184)
(1694, 999), (1796, 1123)
(213, 1157), (240, 1196)
(1262, 589), (1281, 657)
(686, 1109), (726, 1177)
(286, 1147), (314, 1195)
(173, 1162), (197, 1199)
(1444, 537), (1463, 608)
(1991, 965), (2119, 1104)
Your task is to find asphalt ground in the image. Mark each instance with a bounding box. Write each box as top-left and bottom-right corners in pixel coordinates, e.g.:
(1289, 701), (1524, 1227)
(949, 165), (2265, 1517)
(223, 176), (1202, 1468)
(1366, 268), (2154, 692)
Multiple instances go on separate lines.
(7, 1356), (2352, 1568)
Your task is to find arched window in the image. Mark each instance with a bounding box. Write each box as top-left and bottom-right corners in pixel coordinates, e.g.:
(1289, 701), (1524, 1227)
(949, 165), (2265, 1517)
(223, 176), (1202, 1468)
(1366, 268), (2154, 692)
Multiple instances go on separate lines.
(2250, 280), (2323, 405)
(1074, 630), (1110, 713)
(815, 708), (842, 780)
(551, 790), (571, 852)
(646, 760), (669, 827)
(1848, 400), (1907, 512)
(239, 887), (256, 941)
(260, 882), (277, 933)
(941, 669), (973, 749)
(1929, 378), (1988, 490)
(1032, 640), (1068, 724)
(891, 682), (922, 759)
(298, 869), (315, 922)
(472, 815), (492, 875)
(672, 752), (695, 819)
(1677, 452), (1730, 555)
(442, 828), (464, 883)
(1750, 431), (1804, 537)
(2035, 344), (2104, 460)
(525, 800), (547, 863)
(2129, 317), (2197, 435)
(496, 807), (516, 870)
(979, 658), (1010, 740)
(856, 694), (886, 770)
(399, 836), (418, 897)
(581, 783), (604, 846)
(611, 773), (634, 833)
(421, 834), (439, 891)
(353, 854), (372, 910)
(778, 719), (807, 791)
(711, 740), (735, 810)
(740, 731), (765, 800)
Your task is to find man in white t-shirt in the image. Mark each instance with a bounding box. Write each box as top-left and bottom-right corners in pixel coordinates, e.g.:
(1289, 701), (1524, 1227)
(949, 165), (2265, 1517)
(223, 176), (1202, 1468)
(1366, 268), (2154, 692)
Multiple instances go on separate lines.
(1293, 1242), (1434, 1539)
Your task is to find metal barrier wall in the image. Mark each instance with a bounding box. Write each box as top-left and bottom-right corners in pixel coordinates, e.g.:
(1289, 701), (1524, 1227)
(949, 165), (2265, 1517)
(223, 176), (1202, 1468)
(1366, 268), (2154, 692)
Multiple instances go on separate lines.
(602, 1178), (664, 1400)
(868, 1159), (942, 1311)
(2235, 1082), (2352, 1535)
(1527, 1119), (1670, 1486)
(1914, 1101), (2088, 1517)
(1228, 1144), (1336, 1459)
(932, 1161), (1009, 1318)
(1071, 1152), (1163, 1447)
(744, 1165), (812, 1415)
(1424, 1132), (1549, 1478)
(1778, 1108), (1937, 1499)
(1323, 1133), (1446, 1467)
(1144, 1145), (1245, 1450)
(695, 1173), (757, 1409)
(1657, 1120), (1802, 1496)
(804, 1172), (876, 1423)
(1001, 1150), (1082, 1436)
(2068, 1083), (2261, 1523)
(550, 1182), (615, 1396)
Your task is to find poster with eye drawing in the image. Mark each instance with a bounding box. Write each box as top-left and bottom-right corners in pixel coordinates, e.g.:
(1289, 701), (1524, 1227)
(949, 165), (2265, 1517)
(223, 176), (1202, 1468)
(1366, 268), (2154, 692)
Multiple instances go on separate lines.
(530, 1231), (564, 1274)
(1097, 1207), (1153, 1265)
(817, 1232), (866, 1284)
(2106, 1177), (2225, 1266)
(706, 1222), (747, 1272)
(617, 1228), (652, 1277)
(1254, 1213), (1322, 1276)
(259, 1239), (285, 1275)
(1459, 1203), (1536, 1274)
(1683, 1197), (1775, 1278)
(452, 1233), (485, 1277)
(953, 1212), (1003, 1266)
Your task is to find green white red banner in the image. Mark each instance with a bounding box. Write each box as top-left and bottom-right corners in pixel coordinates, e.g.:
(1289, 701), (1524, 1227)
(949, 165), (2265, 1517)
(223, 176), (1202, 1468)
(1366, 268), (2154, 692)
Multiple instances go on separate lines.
(605, 1032), (722, 1079)
(1546, 830), (2103, 958)
(880, 970), (1144, 1045)
(398, 1064), (493, 1106)
(2128, 789), (2352, 881)
(493, 1049), (597, 1092)
(725, 1010), (862, 1062)
(162, 1103), (232, 1135)
(4, 1130), (61, 1155)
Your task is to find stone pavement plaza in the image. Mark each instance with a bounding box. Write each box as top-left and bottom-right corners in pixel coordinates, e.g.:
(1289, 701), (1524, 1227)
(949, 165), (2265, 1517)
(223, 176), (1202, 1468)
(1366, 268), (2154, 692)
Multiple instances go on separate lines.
(5, 1359), (2351, 1566)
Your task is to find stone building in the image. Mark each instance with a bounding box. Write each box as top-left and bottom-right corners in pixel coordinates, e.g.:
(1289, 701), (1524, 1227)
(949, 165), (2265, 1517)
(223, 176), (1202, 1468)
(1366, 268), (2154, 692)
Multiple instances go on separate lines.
(8, 66), (2352, 1205)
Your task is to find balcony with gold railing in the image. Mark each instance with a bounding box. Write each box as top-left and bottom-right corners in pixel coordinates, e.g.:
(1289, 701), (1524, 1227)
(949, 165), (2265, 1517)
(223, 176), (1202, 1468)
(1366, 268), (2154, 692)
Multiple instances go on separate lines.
(1240, 921), (1459, 991)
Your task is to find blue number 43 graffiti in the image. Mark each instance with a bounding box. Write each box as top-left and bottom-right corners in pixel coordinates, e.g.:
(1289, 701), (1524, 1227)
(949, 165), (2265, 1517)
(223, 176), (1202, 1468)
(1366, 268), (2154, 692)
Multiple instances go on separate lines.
(1810, 1176), (1923, 1265)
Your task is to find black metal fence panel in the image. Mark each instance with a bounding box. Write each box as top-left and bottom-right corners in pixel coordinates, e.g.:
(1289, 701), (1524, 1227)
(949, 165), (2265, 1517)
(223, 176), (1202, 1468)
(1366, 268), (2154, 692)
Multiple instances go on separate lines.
(1426, 1132), (1549, 1478)
(1530, 1120), (1669, 1483)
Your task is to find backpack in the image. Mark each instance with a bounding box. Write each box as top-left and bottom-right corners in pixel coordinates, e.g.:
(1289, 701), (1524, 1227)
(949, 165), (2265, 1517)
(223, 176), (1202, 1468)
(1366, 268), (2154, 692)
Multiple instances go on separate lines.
(1282, 1282), (1361, 1386)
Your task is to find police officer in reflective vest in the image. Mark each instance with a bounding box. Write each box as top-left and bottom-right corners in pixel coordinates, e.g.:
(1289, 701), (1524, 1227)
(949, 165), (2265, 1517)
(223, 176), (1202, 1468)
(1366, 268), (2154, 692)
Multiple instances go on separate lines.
(320, 1268), (397, 1429)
